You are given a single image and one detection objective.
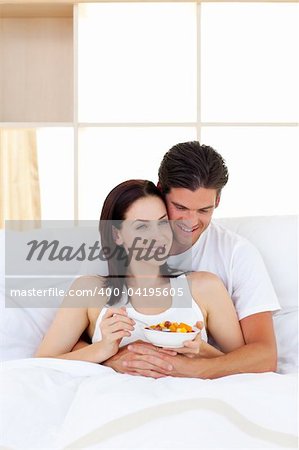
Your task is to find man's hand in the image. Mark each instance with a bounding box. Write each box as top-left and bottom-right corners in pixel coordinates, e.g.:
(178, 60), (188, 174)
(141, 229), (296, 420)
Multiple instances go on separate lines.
(103, 340), (177, 378)
(126, 342), (210, 378)
(157, 321), (204, 358)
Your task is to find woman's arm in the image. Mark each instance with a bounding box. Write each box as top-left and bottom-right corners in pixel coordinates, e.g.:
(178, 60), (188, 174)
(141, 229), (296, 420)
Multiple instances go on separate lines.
(34, 276), (108, 363)
(34, 305), (109, 363)
(189, 272), (245, 354)
(71, 339), (90, 351)
(199, 341), (224, 358)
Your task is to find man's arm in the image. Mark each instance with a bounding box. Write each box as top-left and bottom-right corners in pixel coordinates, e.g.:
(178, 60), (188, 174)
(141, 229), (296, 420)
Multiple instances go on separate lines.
(191, 312), (277, 379)
(124, 312), (278, 379)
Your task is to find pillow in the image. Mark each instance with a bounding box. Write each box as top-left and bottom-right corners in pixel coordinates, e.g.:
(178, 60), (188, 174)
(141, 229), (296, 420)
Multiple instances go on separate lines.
(273, 308), (298, 374)
(0, 228), (67, 360)
(0, 224), (100, 360)
(215, 215), (298, 313)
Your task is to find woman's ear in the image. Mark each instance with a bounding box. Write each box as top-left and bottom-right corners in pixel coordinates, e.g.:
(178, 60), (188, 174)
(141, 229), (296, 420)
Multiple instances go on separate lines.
(112, 226), (123, 245)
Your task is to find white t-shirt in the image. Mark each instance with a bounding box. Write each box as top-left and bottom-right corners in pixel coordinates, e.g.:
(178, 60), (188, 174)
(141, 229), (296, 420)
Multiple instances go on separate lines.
(167, 221), (281, 321)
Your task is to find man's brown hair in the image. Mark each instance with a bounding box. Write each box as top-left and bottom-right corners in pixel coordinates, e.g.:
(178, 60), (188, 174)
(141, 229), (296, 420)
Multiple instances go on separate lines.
(158, 141), (229, 195)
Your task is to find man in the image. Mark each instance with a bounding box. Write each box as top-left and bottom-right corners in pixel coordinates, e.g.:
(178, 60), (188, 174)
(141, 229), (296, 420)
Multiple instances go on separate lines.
(100, 142), (280, 379)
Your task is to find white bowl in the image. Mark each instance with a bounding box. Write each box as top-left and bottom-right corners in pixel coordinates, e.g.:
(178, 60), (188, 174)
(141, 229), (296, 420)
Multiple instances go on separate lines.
(143, 327), (200, 348)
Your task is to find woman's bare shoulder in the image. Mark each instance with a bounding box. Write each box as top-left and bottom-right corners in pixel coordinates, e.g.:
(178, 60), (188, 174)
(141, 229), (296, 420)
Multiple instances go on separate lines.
(186, 271), (222, 288)
(64, 275), (108, 311)
(68, 275), (106, 290)
(186, 271), (230, 314)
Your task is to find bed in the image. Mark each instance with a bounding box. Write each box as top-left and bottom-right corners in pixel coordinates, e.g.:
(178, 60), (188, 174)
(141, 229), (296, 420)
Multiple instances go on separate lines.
(0, 216), (298, 449)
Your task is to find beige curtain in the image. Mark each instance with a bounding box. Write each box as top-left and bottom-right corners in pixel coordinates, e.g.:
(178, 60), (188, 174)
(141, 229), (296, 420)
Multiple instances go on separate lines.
(0, 129), (41, 229)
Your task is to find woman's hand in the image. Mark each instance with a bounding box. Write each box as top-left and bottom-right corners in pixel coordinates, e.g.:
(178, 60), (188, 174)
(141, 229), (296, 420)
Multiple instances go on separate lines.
(157, 321), (204, 358)
(99, 306), (135, 360)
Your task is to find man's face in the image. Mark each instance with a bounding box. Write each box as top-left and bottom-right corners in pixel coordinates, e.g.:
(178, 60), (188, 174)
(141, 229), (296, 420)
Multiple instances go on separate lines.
(165, 187), (219, 248)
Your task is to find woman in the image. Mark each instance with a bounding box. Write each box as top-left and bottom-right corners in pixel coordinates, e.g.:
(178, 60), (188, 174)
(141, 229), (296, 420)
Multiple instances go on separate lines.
(35, 180), (244, 365)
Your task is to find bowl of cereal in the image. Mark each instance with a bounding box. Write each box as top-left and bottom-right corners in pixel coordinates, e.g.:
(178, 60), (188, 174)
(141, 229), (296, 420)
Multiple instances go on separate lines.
(143, 321), (200, 348)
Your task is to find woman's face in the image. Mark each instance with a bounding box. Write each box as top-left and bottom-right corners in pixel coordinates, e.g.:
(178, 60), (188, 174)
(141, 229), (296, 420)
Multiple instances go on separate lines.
(114, 196), (173, 266)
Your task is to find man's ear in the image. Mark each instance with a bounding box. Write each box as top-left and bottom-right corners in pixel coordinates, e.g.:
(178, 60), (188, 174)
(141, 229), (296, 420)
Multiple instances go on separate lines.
(215, 194), (221, 208)
(112, 226), (123, 245)
(157, 182), (162, 192)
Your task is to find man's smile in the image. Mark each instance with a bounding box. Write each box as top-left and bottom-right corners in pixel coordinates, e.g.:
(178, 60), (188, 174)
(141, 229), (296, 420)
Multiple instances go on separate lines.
(176, 223), (200, 233)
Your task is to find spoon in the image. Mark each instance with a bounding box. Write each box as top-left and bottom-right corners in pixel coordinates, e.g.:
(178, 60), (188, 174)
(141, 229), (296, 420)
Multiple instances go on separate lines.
(113, 312), (148, 328)
(129, 317), (149, 328)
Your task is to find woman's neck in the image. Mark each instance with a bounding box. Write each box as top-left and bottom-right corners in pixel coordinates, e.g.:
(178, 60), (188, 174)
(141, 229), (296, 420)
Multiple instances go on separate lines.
(126, 263), (164, 289)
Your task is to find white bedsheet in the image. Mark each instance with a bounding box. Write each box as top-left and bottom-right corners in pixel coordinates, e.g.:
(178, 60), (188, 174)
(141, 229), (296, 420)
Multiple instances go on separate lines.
(0, 358), (298, 449)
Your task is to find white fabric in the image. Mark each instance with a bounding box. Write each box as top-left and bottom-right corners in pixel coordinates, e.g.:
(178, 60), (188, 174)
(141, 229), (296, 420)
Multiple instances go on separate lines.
(92, 274), (208, 345)
(215, 215), (298, 313)
(0, 358), (297, 449)
(168, 221), (281, 321)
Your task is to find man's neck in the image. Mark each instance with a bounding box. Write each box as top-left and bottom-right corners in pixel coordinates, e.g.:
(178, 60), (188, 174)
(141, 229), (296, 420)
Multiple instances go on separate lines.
(169, 238), (196, 256)
(169, 225), (210, 256)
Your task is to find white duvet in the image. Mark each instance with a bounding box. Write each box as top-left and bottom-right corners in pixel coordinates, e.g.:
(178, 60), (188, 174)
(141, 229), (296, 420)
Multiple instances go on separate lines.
(0, 358), (298, 450)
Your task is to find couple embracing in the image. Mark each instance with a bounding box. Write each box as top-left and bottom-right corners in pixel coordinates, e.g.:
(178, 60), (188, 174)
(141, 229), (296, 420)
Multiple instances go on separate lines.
(35, 141), (280, 379)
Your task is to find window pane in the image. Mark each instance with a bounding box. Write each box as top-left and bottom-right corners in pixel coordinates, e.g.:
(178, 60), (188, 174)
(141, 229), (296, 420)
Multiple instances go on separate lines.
(37, 128), (74, 220)
(201, 127), (299, 217)
(78, 3), (196, 122)
(78, 127), (196, 219)
(201, 3), (299, 122)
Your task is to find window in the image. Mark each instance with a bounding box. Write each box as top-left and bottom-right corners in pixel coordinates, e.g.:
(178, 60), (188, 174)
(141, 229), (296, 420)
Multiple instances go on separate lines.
(33, 2), (299, 219)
